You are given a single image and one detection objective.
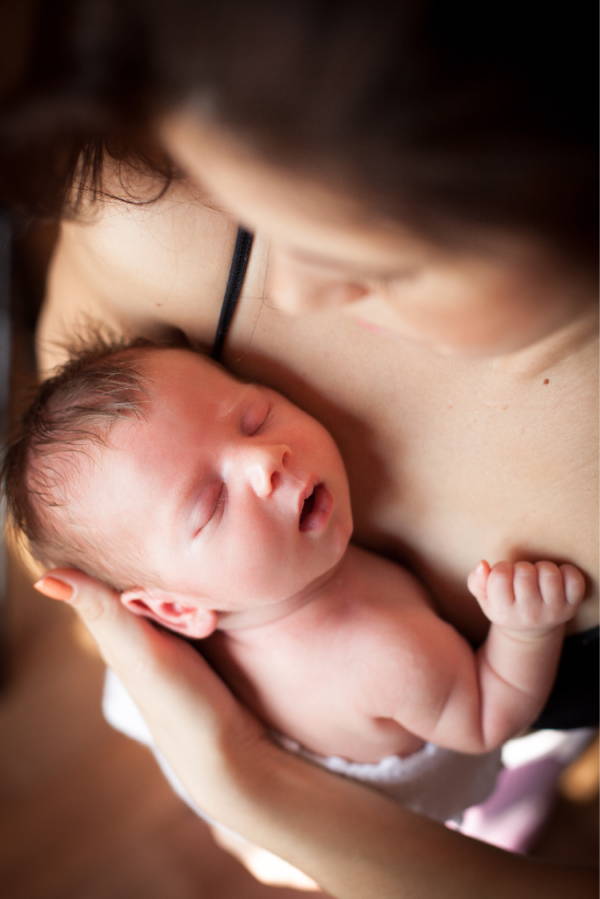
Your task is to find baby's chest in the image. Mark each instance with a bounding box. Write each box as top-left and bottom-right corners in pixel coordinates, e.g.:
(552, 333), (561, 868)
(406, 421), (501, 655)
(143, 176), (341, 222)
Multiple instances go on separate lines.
(219, 596), (434, 761)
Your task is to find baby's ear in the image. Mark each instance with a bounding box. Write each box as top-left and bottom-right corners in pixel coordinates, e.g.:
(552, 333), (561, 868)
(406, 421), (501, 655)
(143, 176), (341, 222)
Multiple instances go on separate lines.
(120, 587), (218, 639)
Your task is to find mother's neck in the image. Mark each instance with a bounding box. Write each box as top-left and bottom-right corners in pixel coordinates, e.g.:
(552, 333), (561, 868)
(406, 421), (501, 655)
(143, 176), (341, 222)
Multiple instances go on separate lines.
(493, 300), (598, 379)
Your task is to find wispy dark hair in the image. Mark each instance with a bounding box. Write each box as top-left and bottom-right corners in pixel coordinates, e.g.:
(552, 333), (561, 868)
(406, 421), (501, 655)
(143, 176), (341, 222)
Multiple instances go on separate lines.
(1, 1), (596, 268)
(0, 0), (174, 219)
(2, 331), (190, 589)
(149, 1), (596, 267)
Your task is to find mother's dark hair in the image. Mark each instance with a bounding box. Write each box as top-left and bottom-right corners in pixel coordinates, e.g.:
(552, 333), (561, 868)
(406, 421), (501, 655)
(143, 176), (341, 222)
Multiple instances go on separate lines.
(0, 0), (173, 218)
(2, 1), (596, 267)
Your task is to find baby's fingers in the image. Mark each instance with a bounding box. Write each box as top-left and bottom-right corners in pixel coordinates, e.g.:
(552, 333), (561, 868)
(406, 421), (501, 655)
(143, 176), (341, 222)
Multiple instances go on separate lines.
(559, 563), (586, 606)
(467, 560), (491, 602)
(533, 562), (586, 609)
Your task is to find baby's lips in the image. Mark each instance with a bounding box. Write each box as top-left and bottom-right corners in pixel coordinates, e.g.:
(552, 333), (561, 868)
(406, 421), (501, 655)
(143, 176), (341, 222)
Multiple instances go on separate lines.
(296, 478), (316, 517)
(299, 483), (333, 532)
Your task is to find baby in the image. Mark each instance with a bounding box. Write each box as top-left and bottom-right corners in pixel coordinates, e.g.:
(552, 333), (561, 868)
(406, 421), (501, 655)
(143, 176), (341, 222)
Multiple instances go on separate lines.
(3, 337), (585, 823)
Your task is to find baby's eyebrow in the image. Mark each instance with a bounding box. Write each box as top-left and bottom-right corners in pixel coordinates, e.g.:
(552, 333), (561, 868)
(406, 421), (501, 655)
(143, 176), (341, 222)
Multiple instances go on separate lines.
(214, 383), (253, 420)
(174, 464), (207, 532)
(170, 447), (214, 533)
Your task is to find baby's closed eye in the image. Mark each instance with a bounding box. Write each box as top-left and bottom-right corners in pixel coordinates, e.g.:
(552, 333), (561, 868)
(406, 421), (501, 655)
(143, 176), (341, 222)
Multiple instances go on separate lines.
(191, 480), (226, 536)
(240, 392), (272, 436)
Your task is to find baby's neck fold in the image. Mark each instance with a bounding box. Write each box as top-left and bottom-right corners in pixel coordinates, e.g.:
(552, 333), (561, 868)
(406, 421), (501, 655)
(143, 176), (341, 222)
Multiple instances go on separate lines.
(217, 556), (347, 633)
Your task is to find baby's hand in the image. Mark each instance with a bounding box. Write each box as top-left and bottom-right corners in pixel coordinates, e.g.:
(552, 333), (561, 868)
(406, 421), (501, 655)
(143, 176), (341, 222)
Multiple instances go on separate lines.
(467, 560), (586, 634)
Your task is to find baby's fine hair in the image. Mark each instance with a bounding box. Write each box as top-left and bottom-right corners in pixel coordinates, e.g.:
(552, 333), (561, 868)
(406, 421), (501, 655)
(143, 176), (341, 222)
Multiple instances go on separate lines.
(2, 331), (191, 589)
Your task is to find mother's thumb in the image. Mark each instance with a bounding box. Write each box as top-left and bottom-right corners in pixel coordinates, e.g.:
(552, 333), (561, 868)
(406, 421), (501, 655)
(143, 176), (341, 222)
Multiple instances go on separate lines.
(34, 568), (119, 621)
(33, 568), (172, 680)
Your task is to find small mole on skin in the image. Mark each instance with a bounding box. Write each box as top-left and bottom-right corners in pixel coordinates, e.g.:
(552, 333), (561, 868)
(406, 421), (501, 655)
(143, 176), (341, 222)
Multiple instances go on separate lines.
(543, 378), (550, 385)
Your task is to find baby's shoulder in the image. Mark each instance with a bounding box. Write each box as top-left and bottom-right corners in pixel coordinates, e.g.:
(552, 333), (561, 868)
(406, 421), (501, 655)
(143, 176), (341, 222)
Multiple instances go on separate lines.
(325, 548), (443, 676)
(345, 544), (435, 615)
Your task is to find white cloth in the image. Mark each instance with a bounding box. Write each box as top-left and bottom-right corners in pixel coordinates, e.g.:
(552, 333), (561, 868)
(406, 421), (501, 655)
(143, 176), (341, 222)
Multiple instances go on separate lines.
(275, 734), (502, 823)
(102, 669), (502, 823)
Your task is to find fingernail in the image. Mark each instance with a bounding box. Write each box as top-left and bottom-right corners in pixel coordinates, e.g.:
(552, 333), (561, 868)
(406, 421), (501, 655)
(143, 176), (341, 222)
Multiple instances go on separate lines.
(33, 576), (75, 602)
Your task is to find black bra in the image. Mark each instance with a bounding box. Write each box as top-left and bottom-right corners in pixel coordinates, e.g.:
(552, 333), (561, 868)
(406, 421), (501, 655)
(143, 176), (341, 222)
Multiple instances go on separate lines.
(533, 625), (598, 730)
(211, 227), (254, 362)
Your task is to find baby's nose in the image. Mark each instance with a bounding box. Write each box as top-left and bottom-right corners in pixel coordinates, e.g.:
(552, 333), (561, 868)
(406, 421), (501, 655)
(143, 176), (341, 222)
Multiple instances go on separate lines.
(244, 444), (291, 498)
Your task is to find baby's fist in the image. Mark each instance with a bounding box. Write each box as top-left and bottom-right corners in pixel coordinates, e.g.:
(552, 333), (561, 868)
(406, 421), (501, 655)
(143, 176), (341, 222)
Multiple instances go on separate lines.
(467, 560), (586, 632)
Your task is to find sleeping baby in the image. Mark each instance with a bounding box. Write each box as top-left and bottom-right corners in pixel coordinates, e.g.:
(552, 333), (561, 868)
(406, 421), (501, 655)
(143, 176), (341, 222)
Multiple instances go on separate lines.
(3, 336), (585, 823)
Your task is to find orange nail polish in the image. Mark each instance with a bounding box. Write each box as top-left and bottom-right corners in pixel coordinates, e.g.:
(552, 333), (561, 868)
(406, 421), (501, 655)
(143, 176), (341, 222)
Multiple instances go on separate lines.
(33, 576), (74, 602)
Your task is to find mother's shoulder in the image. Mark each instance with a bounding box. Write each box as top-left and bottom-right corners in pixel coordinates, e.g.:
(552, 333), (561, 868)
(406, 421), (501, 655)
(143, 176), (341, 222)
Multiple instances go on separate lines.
(51, 164), (240, 343)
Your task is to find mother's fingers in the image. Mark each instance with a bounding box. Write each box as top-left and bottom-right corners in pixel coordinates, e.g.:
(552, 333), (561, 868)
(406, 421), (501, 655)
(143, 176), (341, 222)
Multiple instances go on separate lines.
(34, 568), (162, 679)
(33, 568), (261, 745)
(33, 570), (296, 830)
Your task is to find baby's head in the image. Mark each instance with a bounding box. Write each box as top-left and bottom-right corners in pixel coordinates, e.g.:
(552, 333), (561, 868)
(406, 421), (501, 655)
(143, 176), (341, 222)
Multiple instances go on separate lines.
(3, 336), (352, 636)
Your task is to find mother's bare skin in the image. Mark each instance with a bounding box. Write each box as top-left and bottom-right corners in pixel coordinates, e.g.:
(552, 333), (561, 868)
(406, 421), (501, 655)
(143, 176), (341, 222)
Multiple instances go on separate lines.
(38, 165), (598, 645)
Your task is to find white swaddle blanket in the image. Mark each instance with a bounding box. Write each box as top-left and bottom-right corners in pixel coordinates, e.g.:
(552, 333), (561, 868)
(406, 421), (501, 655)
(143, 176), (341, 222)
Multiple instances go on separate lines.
(103, 669), (502, 824)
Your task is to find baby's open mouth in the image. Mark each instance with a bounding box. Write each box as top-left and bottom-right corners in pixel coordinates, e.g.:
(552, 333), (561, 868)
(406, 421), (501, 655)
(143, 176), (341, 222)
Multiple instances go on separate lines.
(299, 483), (332, 532)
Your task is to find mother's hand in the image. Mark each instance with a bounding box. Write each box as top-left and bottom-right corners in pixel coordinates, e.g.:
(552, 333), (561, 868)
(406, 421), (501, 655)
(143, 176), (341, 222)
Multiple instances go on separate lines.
(33, 569), (272, 818)
(35, 569), (324, 890)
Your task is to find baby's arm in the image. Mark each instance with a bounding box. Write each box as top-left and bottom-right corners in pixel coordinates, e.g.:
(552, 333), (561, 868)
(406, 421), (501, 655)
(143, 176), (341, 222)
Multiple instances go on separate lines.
(461, 560), (585, 747)
(371, 560), (585, 754)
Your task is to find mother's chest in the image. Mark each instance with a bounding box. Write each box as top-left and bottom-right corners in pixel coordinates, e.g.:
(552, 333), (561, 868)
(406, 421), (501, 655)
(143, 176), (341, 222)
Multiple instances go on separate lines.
(231, 309), (597, 634)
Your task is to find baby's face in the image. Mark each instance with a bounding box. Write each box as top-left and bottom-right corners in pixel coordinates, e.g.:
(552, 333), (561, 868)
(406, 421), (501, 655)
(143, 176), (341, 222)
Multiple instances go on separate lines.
(77, 349), (352, 610)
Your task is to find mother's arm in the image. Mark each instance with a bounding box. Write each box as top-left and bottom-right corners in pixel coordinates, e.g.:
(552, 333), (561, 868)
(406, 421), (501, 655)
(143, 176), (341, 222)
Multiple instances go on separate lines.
(35, 570), (597, 899)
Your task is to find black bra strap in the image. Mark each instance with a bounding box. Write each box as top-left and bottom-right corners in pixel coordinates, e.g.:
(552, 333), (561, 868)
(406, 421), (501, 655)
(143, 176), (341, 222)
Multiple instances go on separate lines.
(211, 226), (254, 361)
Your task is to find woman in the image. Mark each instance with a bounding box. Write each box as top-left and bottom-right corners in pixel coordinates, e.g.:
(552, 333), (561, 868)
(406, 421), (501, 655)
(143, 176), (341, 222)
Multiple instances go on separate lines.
(6, 2), (597, 895)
